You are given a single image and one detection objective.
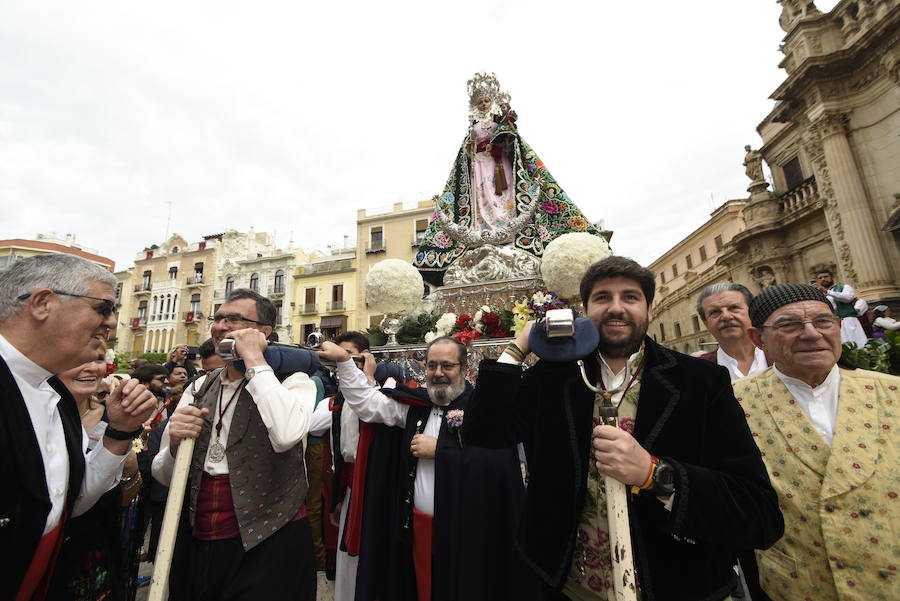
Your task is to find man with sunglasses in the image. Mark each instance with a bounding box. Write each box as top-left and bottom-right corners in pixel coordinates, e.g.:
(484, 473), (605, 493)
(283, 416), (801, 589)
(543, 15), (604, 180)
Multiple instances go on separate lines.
(152, 288), (318, 601)
(0, 254), (157, 601)
(737, 283), (900, 601)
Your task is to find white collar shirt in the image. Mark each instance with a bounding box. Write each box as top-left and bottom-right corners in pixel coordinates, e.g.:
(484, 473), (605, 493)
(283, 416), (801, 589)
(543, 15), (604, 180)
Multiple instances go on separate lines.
(774, 364), (841, 446)
(716, 346), (768, 381)
(597, 347), (644, 406)
(0, 333), (125, 533)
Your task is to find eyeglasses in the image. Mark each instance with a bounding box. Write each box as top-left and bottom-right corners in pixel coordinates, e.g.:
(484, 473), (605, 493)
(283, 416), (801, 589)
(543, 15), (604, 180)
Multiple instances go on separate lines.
(425, 361), (461, 372)
(759, 316), (840, 335)
(17, 290), (116, 317)
(207, 314), (270, 326)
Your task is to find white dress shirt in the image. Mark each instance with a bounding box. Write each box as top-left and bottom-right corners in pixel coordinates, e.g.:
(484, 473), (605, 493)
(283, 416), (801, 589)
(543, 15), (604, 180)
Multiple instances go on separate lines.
(774, 364), (841, 446)
(152, 367), (316, 486)
(336, 359), (443, 515)
(716, 346), (768, 381)
(0, 333), (126, 534)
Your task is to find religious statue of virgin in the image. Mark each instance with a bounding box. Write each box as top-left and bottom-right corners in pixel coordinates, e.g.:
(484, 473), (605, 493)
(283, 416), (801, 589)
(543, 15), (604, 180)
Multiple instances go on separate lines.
(414, 72), (603, 287)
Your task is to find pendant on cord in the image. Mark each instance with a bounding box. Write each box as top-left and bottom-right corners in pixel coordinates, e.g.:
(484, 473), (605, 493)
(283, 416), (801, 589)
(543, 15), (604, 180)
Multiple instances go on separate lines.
(208, 440), (226, 463)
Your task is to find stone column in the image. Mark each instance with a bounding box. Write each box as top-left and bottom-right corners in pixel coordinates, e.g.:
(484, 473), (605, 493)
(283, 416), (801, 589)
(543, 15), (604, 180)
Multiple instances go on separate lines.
(815, 112), (900, 299)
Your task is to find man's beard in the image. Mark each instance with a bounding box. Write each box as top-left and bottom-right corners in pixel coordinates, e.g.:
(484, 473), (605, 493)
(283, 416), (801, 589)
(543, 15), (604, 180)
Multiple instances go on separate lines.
(427, 376), (466, 407)
(597, 317), (648, 359)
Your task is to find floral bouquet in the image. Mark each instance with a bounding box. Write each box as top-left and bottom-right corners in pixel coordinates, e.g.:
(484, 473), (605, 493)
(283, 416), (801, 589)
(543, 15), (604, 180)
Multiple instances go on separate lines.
(509, 290), (568, 334)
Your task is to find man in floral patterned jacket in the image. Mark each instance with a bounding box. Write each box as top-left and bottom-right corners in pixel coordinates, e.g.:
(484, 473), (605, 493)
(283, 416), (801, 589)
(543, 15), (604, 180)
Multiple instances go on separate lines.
(740, 283), (900, 601)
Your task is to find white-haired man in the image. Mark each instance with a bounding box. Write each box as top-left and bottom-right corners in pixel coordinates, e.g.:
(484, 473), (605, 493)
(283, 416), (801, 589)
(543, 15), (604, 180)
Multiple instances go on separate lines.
(741, 283), (900, 601)
(0, 254), (157, 601)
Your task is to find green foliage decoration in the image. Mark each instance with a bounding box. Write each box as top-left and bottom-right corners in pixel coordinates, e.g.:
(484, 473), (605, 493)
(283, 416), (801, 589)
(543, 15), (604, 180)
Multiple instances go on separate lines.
(841, 331), (900, 375)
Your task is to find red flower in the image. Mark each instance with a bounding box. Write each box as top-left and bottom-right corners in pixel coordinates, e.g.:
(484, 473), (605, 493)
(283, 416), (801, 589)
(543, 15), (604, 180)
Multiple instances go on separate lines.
(453, 329), (480, 345)
(481, 312), (500, 326)
(456, 314), (473, 329)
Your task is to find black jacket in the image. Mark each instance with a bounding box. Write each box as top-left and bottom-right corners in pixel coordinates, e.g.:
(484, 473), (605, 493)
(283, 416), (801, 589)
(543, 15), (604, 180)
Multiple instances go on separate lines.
(465, 338), (784, 601)
(0, 356), (85, 600)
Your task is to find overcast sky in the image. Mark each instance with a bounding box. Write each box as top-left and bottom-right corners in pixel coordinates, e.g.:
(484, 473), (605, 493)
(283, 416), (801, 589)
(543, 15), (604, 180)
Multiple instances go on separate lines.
(0, 1), (841, 272)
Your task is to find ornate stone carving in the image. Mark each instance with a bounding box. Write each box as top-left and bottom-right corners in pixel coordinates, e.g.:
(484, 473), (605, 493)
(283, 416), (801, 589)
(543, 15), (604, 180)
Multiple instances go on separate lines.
(881, 52), (900, 87)
(443, 244), (542, 286)
(798, 126), (858, 284)
(778, 0), (822, 33)
(815, 112), (849, 139)
(751, 265), (777, 289)
(807, 33), (822, 53)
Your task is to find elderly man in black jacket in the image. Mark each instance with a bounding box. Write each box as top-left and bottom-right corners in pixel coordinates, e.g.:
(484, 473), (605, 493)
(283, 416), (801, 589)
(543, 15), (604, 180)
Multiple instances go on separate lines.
(466, 256), (784, 601)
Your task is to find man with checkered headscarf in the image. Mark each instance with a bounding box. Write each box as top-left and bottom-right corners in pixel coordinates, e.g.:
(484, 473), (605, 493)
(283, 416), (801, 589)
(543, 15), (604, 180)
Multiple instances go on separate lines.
(736, 283), (900, 601)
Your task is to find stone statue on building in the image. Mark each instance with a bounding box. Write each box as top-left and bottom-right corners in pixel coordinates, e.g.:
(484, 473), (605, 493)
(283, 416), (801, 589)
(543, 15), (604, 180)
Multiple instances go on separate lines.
(743, 145), (766, 183)
(752, 265), (777, 290)
(778, 0), (822, 32)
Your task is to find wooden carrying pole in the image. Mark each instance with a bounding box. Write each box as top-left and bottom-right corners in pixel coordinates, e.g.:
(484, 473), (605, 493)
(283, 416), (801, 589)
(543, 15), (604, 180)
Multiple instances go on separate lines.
(604, 475), (638, 601)
(147, 438), (195, 601)
(577, 357), (639, 601)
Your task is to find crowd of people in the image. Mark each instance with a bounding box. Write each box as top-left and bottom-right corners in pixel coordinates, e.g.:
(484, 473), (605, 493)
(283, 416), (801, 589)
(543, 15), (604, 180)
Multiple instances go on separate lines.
(2, 252), (898, 601)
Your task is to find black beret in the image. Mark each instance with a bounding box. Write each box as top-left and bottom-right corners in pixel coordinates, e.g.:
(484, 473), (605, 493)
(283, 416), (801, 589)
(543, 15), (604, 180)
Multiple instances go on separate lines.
(748, 283), (833, 327)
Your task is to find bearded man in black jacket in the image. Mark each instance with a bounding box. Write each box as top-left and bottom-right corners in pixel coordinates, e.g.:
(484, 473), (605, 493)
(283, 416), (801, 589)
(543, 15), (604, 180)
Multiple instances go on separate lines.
(465, 256), (784, 601)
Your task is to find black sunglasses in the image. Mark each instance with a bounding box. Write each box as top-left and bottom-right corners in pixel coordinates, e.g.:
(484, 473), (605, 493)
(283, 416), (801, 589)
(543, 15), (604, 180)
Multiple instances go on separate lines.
(17, 290), (116, 317)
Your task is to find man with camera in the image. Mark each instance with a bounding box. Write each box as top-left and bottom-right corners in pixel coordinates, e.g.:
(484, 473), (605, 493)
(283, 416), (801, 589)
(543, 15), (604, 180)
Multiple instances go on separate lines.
(465, 255), (784, 601)
(152, 288), (319, 600)
(0, 254), (157, 601)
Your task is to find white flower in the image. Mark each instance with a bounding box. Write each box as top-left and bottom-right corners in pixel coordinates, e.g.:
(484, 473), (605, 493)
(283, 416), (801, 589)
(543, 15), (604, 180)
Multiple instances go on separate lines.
(424, 331), (437, 343)
(365, 259), (425, 314)
(532, 292), (552, 305)
(540, 232), (612, 299)
(473, 310), (483, 323)
(480, 305), (491, 313)
(436, 312), (457, 331)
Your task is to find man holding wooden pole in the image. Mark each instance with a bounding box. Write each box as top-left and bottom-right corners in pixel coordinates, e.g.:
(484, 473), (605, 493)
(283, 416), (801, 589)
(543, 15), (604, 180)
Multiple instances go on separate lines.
(151, 288), (318, 600)
(465, 256), (785, 601)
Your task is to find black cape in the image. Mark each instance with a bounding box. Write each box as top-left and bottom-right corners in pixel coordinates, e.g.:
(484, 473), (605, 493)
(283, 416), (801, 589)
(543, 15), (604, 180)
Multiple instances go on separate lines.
(353, 383), (540, 601)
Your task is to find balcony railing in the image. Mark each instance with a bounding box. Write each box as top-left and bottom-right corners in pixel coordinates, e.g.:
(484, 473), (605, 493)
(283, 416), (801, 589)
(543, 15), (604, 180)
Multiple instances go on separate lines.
(778, 177), (818, 217)
(365, 244), (385, 254)
(130, 317), (147, 329)
(268, 285), (286, 296)
(183, 311), (203, 323)
(299, 303), (318, 314)
(326, 300), (346, 311)
(186, 275), (204, 286)
(298, 260), (353, 276)
(133, 283), (152, 293)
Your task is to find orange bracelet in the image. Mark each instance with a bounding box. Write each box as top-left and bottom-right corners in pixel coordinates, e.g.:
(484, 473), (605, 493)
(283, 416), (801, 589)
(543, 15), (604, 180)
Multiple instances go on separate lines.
(631, 456), (659, 495)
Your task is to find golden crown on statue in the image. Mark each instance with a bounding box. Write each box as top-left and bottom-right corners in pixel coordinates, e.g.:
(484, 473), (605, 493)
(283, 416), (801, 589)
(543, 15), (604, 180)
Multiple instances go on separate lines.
(466, 72), (509, 111)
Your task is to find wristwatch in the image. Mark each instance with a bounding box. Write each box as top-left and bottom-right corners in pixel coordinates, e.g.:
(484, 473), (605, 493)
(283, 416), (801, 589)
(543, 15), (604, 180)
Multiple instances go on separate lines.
(104, 426), (144, 441)
(245, 365), (274, 381)
(645, 459), (676, 497)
